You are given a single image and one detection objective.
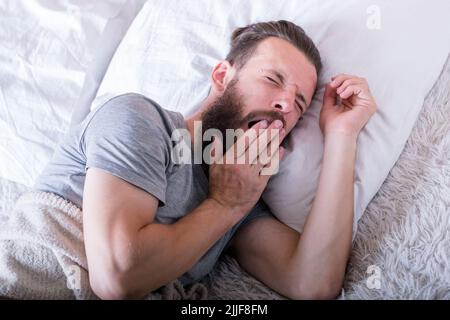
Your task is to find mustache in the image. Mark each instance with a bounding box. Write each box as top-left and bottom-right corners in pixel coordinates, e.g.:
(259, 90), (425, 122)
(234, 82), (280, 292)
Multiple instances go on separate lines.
(241, 110), (286, 129)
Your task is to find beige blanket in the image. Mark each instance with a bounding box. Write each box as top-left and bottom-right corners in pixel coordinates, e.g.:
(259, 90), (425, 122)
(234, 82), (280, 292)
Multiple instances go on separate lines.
(0, 191), (207, 300)
(0, 192), (95, 299)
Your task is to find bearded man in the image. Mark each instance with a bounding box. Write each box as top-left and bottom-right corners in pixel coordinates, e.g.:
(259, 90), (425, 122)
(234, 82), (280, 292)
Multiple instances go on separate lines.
(0, 20), (377, 300)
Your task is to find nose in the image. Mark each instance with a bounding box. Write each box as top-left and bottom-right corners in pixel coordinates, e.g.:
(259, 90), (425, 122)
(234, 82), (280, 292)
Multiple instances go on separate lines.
(271, 85), (296, 114)
(271, 100), (294, 114)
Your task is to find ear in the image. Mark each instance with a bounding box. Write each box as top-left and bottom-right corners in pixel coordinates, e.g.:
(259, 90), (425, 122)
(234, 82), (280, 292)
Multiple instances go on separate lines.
(210, 60), (235, 93)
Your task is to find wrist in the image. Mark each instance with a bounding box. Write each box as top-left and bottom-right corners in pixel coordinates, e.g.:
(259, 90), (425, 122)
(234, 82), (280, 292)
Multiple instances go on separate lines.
(204, 197), (246, 226)
(324, 131), (358, 143)
(323, 132), (358, 158)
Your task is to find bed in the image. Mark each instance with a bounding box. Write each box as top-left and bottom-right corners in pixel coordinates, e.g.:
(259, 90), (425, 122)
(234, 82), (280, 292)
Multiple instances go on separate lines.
(1, 0), (449, 299)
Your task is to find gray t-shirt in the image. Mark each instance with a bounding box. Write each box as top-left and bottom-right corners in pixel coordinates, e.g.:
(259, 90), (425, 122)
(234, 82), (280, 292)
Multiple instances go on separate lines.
(34, 93), (274, 286)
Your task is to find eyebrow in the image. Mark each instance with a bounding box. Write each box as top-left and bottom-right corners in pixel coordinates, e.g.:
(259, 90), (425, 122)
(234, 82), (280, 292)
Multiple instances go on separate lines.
(264, 68), (307, 113)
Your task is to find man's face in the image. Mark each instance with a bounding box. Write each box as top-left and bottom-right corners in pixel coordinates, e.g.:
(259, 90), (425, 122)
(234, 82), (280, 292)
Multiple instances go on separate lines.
(202, 37), (318, 138)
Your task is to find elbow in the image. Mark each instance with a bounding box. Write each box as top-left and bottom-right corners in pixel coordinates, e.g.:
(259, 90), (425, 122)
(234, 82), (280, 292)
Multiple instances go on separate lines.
(87, 240), (145, 299)
(88, 258), (163, 299)
(286, 278), (342, 300)
(88, 253), (144, 299)
(86, 234), (163, 299)
(89, 269), (135, 300)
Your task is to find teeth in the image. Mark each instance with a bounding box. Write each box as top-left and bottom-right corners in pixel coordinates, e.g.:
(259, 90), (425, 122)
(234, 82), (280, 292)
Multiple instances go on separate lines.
(248, 120), (259, 128)
(248, 118), (268, 128)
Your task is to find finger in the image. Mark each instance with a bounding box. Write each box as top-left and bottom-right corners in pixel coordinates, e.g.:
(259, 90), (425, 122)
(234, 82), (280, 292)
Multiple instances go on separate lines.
(336, 78), (364, 95)
(339, 84), (363, 100)
(341, 99), (353, 110)
(251, 134), (280, 169)
(259, 145), (286, 177)
(248, 124), (285, 165)
(330, 74), (354, 88)
(251, 130), (283, 166)
(243, 119), (269, 147)
(323, 83), (338, 107)
(230, 120), (268, 160)
(241, 119), (284, 164)
(257, 145), (286, 169)
(253, 143), (281, 176)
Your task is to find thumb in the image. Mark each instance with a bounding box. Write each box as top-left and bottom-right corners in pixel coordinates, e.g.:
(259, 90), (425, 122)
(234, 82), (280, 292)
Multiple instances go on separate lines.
(323, 83), (337, 108)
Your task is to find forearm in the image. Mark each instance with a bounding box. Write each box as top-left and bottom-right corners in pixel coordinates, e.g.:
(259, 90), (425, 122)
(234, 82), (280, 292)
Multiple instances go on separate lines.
(124, 198), (243, 298)
(289, 133), (356, 295)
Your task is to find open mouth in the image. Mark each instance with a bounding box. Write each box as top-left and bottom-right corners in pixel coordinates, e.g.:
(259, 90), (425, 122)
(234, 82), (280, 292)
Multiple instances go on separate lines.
(248, 119), (266, 129)
(246, 116), (285, 129)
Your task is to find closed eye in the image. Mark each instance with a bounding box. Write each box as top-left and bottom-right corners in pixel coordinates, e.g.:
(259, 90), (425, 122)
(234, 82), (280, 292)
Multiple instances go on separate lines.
(265, 76), (279, 86)
(295, 100), (305, 114)
(266, 75), (305, 113)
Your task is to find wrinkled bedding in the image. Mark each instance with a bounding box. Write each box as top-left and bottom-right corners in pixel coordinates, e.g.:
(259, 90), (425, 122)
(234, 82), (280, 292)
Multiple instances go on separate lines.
(1, 0), (448, 300)
(0, 0), (131, 186)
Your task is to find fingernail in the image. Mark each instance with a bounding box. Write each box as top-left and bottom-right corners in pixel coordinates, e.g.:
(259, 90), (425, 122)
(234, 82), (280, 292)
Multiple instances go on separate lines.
(273, 120), (283, 128)
(260, 120), (268, 128)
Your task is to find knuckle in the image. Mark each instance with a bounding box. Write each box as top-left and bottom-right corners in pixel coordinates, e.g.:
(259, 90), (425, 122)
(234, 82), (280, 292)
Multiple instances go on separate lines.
(342, 79), (351, 86)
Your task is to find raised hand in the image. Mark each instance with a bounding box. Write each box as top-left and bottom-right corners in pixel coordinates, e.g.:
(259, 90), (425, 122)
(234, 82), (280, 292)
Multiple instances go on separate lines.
(319, 74), (377, 138)
(208, 120), (286, 217)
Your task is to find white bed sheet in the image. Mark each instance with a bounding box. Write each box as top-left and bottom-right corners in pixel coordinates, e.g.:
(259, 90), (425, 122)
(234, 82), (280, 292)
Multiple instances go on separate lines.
(0, 0), (138, 187)
(0, 177), (29, 219)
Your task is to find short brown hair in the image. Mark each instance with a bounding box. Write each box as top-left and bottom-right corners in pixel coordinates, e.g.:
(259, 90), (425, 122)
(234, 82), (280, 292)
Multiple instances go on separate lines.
(226, 20), (322, 76)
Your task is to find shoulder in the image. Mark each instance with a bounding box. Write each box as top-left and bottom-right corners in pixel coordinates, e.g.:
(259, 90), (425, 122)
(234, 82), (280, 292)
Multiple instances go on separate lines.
(100, 93), (160, 113)
(82, 93), (184, 141)
(95, 93), (179, 125)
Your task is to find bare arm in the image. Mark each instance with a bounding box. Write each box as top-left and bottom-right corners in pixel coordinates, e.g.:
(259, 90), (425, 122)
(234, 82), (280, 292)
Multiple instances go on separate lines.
(286, 132), (356, 296)
(83, 168), (242, 299)
(84, 120), (285, 299)
(228, 75), (377, 299)
(288, 74), (378, 296)
(228, 134), (356, 299)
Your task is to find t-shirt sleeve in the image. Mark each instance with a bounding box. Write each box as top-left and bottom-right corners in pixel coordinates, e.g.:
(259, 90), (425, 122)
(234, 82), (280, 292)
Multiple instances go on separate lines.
(81, 95), (170, 206)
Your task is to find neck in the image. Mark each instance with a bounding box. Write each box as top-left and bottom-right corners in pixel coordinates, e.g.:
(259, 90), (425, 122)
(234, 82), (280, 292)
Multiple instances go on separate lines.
(184, 94), (215, 140)
(184, 94), (218, 176)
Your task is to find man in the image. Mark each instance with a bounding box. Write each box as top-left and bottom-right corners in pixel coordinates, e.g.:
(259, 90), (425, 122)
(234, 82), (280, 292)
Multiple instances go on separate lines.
(22, 20), (376, 299)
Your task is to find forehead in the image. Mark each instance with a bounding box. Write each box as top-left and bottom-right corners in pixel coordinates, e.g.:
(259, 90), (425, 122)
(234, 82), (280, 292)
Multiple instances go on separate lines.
(242, 37), (318, 103)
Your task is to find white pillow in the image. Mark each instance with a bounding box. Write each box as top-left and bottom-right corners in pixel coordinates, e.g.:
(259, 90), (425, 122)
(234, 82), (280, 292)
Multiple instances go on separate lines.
(71, 0), (147, 127)
(92, 0), (450, 236)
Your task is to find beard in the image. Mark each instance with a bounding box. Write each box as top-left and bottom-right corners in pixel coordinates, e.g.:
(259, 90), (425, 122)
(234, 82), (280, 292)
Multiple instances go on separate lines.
(201, 78), (245, 144)
(201, 77), (285, 159)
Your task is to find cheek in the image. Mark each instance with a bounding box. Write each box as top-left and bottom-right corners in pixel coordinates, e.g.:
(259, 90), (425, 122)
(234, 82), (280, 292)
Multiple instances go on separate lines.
(244, 89), (273, 112)
(250, 86), (276, 106)
(286, 114), (301, 131)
